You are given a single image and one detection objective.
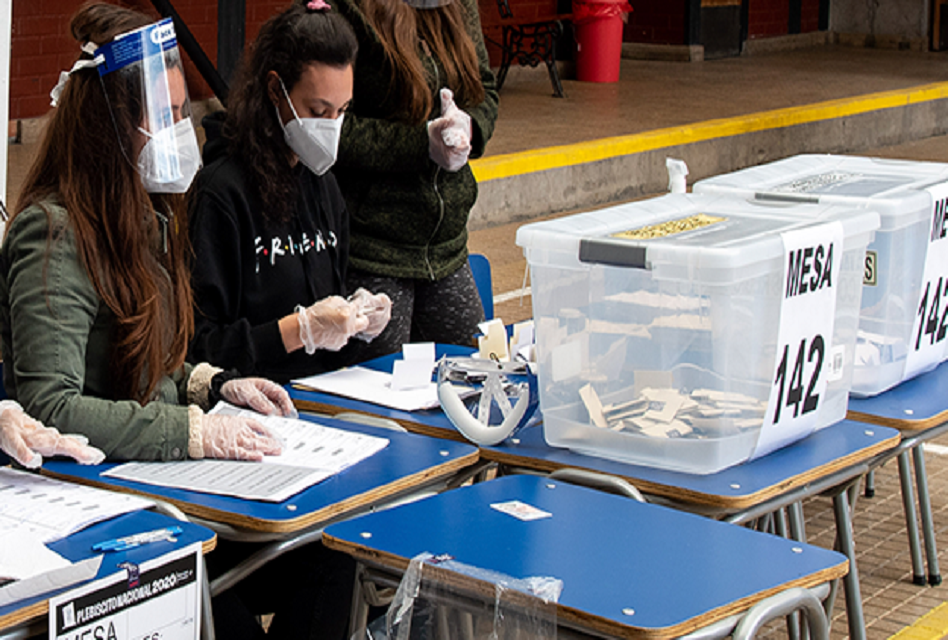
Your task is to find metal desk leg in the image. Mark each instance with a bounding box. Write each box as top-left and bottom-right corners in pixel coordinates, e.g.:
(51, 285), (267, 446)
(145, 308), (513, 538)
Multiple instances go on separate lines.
(864, 471), (875, 498)
(788, 501), (808, 544)
(200, 555), (216, 640)
(912, 445), (942, 585)
(833, 484), (866, 640)
(898, 451), (927, 585)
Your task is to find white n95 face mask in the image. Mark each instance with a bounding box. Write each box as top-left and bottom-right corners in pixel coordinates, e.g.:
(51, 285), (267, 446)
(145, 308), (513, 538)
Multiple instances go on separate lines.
(276, 78), (344, 176)
(138, 117), (202, 193)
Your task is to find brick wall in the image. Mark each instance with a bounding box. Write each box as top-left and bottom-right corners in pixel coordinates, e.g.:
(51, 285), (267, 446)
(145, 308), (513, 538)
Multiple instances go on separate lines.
(623, 0), (686, 45)
(10, 0), (290, 120)
(747, 0), (789, 38)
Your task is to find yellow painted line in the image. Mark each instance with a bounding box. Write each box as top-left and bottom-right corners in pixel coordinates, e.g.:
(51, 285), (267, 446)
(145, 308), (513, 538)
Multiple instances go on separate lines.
(889, 601), (948, 640)
(471, 81), (948, 183)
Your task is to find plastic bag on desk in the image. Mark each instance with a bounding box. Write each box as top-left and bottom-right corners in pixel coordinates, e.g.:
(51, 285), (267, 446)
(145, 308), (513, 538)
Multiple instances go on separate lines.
(364, 552), (562, 640)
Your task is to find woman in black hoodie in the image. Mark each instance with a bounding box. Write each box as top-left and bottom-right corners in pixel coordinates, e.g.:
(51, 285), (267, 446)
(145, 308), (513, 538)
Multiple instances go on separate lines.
(188, 1), (391, 384)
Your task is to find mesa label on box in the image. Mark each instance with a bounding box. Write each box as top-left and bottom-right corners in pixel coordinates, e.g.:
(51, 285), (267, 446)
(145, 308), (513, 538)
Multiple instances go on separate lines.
(758, 221), (845, 457)
(904, 182), (948, 379)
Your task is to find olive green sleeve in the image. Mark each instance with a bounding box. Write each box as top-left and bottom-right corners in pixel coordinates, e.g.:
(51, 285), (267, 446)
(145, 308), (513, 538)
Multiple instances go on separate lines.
(4, 207), (190, 461)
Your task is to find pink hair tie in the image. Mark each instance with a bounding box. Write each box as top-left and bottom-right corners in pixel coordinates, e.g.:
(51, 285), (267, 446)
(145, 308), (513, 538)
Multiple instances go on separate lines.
(307, 0), (331, 10)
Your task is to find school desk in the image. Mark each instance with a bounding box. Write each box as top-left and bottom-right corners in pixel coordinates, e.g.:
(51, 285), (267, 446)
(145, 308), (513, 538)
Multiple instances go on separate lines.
(288, 346), (899, 640)
(289, 344), (477, 441)
(324, 475), (848, 639)
(0, 508), (216, 640)
(848, 359), (948, 587)
(42, 415), (479, 610)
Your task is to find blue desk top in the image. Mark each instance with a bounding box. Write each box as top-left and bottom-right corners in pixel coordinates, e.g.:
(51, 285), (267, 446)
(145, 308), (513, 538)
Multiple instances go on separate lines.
(288, 344), (474, 440)
(288, 345), (899, 511)
(44, 416), (478, 534)
(848, 360), (948, 431)
(0, 509), (215, 631)
(481, 420), (899, 511)
(324, 475), (848, 638)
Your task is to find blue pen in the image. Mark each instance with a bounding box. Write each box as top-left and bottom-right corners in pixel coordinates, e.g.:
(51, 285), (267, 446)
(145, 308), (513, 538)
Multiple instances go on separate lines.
(92, 526), (183, 552)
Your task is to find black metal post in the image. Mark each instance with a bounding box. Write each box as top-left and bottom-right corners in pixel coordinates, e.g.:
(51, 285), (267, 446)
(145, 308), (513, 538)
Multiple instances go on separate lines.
(148, 0), (231, 104)
(217, 0), (246, 87)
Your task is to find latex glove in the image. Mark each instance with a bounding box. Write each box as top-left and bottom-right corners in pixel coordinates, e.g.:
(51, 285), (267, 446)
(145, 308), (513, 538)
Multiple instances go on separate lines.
(0, 400), (105, 468)
(427, 88), (472, 172)
(221, 378), (297, 418)
(349, 288), (392, 342)
(201, 414), (283, 461)
(298, 295), (369, 354)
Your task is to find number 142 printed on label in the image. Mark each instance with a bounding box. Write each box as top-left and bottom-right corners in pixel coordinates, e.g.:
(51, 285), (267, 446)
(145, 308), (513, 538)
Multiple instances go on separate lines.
(757, 221), (845, 458)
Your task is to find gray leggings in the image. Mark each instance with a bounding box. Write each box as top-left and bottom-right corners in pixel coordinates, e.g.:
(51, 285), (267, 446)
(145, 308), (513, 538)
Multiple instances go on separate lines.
(345, 262), (486, 361)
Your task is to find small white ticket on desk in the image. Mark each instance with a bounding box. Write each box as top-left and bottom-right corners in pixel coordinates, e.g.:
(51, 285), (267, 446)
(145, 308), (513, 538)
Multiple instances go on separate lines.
(103, 403), (389, 502)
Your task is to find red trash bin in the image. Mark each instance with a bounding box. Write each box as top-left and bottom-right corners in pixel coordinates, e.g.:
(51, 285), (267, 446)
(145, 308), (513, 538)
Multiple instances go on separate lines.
(572, 0), (632, 83)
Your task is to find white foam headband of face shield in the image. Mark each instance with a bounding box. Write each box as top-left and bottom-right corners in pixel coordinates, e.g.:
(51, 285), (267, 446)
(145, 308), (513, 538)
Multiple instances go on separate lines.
(437, 378), (529, 446)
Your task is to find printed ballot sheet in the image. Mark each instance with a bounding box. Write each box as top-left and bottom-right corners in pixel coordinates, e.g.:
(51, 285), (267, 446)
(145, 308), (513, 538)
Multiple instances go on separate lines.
(0, 468), (152, 544)
(102, 404), (390, 502)
(50, 542), (202, 640)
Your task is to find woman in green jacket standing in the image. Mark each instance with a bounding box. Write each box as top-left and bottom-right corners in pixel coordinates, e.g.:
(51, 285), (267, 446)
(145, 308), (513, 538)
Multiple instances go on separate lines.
(328, 0), (499, 357)
(0, 3), (291, 462)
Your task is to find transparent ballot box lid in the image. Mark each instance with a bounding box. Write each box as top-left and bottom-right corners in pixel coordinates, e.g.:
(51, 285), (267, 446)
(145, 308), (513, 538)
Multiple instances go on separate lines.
(517, 193), (879, 474)
(695, 154), (948, 397)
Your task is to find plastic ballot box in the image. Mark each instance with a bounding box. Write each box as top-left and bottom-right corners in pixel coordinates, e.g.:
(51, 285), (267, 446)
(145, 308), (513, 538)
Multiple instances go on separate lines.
(516, 193), (878, 474)
(695, 154), (948, 397)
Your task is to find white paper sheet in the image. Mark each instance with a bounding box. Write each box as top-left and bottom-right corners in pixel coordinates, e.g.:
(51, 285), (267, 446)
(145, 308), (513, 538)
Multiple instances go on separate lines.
(0, 552), (102, 608)
(0, 468), (153, 544)
(293, 366), (442, 412)
(102, 404), (390, 502)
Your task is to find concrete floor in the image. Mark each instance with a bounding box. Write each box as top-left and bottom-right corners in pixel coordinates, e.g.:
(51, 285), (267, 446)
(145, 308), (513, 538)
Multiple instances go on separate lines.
(7, 42), (948, 640)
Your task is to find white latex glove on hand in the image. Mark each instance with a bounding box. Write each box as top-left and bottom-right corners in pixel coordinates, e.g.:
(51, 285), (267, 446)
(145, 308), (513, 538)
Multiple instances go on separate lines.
(298, 296), (368, 354)
(0, 400), (105, 468)
(349, 288), (392, 342)
(221, 378), (297, 418)
(427, 88), (472, 172)
(201, 414), (282, 461)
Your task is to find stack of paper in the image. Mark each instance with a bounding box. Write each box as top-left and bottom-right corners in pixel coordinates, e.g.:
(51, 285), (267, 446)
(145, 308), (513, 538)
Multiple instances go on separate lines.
(0, 530), (102, 607)
(293, 343), (441, 412)
(103, 403), (390, 502)
(0, 468), (153, 544)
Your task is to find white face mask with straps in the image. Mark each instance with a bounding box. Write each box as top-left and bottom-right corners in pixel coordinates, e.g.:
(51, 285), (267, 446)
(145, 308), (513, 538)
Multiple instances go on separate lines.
(275, 76), (344, 176)
(137, 117), (202, 194)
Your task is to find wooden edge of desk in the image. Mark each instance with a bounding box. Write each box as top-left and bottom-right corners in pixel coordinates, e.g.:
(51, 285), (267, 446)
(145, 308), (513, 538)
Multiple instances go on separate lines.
(323, 534), (848, 639)
(45, 451), (479, 534)
(0, 537), (217, 632)
(481, 431), (901, 511)
(291, 397), (469, 443)
(847, 409), (948, 432)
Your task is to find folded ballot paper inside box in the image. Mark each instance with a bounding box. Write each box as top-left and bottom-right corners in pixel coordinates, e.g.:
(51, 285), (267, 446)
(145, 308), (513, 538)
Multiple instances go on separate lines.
(516, 193), (878, 474)
(694, 154), (948, 397)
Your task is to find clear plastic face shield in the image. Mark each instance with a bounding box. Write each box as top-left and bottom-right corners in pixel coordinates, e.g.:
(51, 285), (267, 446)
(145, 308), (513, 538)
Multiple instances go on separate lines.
(94, 18), (201, 193)
(437, 357), (539, 446)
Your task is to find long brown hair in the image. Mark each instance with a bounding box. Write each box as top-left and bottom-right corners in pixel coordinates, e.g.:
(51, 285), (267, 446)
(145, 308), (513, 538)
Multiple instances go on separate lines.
(225, 4), (358, 222)
(355, 0), (485, 124)
(11, 2), (194, 404)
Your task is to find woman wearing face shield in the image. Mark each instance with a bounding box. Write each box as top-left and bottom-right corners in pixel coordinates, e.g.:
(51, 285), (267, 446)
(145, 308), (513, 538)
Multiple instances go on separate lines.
(322, 0), (499, 360)
(187, 1), (392, 383)
(0, 3), (294, 465)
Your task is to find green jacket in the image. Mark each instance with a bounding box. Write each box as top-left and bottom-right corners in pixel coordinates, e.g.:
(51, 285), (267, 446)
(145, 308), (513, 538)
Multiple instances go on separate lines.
(332, 0), (499, 280)
(0, 202), (192, 461)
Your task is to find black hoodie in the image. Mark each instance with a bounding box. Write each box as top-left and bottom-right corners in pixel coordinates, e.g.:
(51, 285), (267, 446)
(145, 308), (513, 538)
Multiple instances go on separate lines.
(187, 112), (351, 383)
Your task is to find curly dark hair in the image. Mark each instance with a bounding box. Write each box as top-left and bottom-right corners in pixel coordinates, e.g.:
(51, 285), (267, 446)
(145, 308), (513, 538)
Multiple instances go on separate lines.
(223, 5), (358, 223)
